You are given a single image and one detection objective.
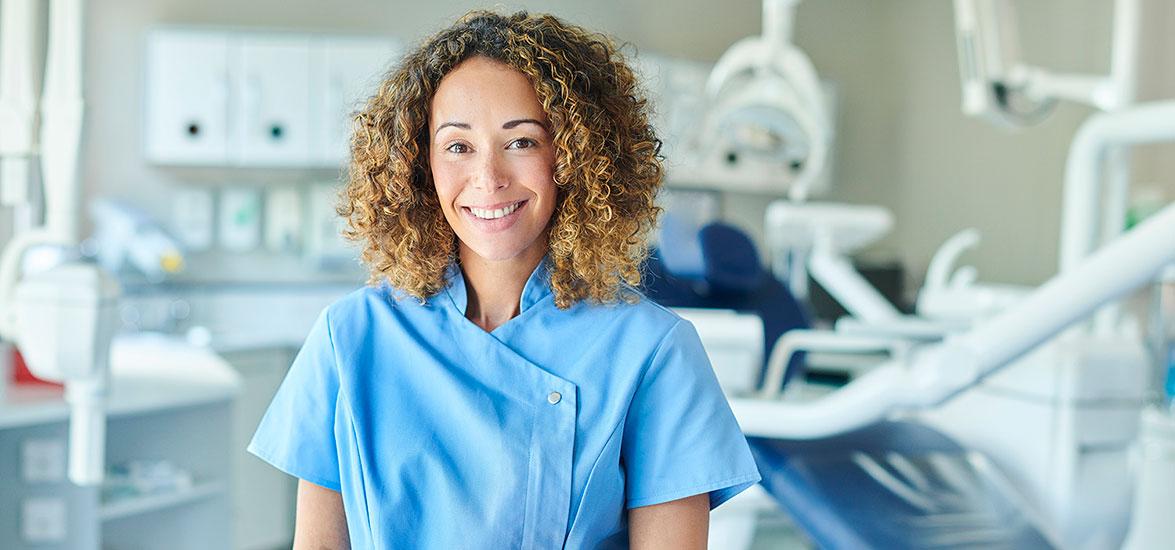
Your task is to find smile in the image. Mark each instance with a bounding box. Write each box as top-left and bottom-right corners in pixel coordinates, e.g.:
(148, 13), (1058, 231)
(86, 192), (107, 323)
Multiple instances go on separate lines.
(466, 200), (526, 220)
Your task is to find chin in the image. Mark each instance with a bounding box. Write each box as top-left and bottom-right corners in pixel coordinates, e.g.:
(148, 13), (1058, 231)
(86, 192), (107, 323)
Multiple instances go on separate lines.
(461, 239), (542, 263)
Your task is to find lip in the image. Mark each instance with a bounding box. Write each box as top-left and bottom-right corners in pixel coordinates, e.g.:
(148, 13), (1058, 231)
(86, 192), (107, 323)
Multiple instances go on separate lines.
(460, 199), (528, 233)
(462, 199), (526, 210)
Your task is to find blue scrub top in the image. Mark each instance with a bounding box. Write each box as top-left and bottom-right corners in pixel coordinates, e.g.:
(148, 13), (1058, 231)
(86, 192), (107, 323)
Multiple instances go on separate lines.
(248, 259), (761, 549)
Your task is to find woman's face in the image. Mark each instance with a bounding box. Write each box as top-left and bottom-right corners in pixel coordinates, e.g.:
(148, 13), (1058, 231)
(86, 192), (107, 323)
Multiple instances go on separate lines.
(429, 56), (557, 264)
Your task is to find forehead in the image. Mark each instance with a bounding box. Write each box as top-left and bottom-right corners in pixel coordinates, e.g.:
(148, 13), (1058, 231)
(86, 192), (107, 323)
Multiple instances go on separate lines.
(430, 56), (547, 126)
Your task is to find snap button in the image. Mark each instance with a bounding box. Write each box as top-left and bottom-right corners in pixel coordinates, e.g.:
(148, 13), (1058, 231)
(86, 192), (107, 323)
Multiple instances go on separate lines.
(547, 391), (562, 405)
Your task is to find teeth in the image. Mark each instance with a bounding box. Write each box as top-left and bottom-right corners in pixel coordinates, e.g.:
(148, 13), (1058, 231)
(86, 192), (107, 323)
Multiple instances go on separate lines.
(470, 202), (521, 220)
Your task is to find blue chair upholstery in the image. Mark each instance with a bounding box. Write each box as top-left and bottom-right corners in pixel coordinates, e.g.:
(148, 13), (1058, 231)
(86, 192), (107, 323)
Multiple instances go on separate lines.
(749, 423), (1055, 549)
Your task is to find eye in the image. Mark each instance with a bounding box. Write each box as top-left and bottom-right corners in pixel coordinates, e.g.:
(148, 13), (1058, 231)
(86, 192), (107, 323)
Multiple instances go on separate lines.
(445, 142), (471, 154)
(507, 138), (537, 150)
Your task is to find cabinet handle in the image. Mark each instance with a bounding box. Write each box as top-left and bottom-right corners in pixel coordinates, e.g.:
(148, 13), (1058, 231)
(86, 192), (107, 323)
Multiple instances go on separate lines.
(186, 121), (201, 138)
(269, 123), (284, 141)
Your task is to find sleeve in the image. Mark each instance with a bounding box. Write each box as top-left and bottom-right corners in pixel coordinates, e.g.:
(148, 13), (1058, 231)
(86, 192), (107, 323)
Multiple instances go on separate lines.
(621, 319), (762, 510)
(246, 307), (343, 491)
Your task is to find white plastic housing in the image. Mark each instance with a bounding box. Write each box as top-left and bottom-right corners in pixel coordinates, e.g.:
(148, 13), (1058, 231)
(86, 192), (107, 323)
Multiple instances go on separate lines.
(14, 262), (121, 485)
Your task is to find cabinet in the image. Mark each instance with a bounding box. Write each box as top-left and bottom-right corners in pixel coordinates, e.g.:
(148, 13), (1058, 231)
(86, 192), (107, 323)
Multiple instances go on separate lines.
(232, 36), (313, 166)
(144, 28), (399, 168)
(312, 38), (397, 166)
(143, 31), (230, 165)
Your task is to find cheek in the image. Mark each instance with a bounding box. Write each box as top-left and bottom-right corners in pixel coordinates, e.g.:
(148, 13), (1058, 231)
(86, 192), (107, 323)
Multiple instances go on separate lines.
(429, 163), (462, 210)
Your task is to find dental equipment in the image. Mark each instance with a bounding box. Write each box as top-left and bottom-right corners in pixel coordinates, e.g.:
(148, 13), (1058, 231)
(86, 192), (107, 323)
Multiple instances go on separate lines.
(706, 1), (898, 324)
(741, 97), (1175, 550)
(0, 0), (118, 486)
(765, 201), (900, 322)
(87, 199), (186, 283)
(701, 0), (832, 200)
(734, 188), (1175, 437)
(953, 0), (1138, 125)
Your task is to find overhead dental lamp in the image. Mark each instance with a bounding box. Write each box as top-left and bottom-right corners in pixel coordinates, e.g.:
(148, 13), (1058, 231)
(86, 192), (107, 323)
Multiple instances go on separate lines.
(0, 0), (118, 486)
(952, 0), (1137, 127)
(701, 0), (832, 201)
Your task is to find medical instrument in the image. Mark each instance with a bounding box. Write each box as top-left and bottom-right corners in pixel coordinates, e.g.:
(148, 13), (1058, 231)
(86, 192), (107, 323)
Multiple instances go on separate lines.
(700, 0), (832, 200)
(745, 104), (1175, 550)
(748, 1), (1166, 546)
(87, 199), (186, 282)
(701, 0), (896, 323)
(671, 0), (1172, 547)
(765, 201), (900, 322)
(0, 0), (117, 486)
(648, 221), (1058, 548)
(953, 0), (1137, 125)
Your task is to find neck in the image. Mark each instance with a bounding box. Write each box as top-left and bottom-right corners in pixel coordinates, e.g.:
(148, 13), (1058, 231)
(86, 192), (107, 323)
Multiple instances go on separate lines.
(459, 244), (546, 333)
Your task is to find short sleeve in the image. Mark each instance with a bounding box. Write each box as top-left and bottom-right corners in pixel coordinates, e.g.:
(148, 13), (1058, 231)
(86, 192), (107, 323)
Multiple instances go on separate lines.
(621, 320), (762, 510)
(247, 308), (342, 491)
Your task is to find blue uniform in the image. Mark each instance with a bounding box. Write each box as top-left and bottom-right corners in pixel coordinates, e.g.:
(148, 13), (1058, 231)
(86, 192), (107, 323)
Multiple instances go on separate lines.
(248, 259), (761, 548)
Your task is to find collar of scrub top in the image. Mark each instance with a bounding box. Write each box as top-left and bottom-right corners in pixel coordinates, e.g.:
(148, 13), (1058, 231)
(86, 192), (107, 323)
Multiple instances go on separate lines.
(443, 255), (554, 319)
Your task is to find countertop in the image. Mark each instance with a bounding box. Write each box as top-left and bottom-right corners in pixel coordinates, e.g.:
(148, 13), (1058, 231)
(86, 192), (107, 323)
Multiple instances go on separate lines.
(0, 333), (242, 430)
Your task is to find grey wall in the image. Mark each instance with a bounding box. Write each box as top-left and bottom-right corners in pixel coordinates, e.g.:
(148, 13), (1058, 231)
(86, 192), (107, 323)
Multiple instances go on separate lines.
(72, 0), (1175, 287)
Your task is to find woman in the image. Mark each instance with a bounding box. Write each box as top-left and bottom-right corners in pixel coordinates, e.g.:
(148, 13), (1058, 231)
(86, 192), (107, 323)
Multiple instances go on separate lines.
(249, 11), (760, 549)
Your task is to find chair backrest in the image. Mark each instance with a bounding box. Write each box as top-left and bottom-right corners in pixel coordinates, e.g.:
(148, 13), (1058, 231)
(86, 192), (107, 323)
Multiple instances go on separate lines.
(645, 220), (811, 390)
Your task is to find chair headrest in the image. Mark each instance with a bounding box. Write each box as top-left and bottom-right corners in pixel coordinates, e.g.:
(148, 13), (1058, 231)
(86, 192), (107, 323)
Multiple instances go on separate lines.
(699, 223), (765, 292)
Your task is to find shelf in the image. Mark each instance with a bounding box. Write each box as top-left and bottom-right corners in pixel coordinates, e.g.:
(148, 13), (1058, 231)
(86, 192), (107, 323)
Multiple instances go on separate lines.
(100, 480), (226, 522)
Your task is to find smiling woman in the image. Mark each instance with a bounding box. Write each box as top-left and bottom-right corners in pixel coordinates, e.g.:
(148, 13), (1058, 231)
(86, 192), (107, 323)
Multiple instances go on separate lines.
(247, 10), (761, 550)
(340, 10), (664, 310)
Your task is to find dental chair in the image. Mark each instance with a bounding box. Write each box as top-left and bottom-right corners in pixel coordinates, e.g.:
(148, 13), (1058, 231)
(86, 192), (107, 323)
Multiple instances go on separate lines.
(645, 219), (1057, 549)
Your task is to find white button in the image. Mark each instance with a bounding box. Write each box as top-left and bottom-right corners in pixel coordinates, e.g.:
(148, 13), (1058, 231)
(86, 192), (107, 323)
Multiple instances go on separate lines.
(547, 391), (562, 405)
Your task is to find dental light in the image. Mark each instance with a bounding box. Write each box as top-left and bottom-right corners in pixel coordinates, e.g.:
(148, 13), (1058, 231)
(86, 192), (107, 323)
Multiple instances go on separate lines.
(702, 0), (832, 201)
(0, 0), (118, 486)
(952, 0), (1138, 126)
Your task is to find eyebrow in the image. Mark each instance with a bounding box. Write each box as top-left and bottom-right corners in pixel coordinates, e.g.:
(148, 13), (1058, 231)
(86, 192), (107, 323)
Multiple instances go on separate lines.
(501, 118), (547, 130)
(434, 121), (471, 137)
(433, 118), (548, 138)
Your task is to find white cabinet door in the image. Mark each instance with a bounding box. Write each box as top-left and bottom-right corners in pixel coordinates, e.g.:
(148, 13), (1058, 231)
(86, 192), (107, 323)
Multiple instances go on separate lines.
(144, 30), (230, 165)
(232, 36), (313, 166)
(310, 38), (399, 167)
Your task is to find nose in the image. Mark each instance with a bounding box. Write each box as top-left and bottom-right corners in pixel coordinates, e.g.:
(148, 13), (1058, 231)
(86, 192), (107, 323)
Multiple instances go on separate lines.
(472, 149), (509, 193)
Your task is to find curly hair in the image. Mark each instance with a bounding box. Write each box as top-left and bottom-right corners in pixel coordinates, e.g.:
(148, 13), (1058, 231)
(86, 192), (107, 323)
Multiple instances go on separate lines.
(339, 10), (664, 309)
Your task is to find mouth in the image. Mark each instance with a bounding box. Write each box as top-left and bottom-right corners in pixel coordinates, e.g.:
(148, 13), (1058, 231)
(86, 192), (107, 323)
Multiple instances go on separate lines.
(463, 200), (527, 221)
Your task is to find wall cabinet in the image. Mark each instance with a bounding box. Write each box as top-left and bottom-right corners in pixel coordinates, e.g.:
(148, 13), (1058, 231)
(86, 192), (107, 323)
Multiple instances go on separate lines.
(144, 28), (398, 168)
(144, 31), (231, 165)
(312, 38), (396, 166)
(232, 36), (313, 166)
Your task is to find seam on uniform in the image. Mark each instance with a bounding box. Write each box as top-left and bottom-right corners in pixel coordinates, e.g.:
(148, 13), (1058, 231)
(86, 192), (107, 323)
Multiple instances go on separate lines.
(344, 389), (377, 549)
(564, 409), (627, 542)
(623, 319), (684, 420)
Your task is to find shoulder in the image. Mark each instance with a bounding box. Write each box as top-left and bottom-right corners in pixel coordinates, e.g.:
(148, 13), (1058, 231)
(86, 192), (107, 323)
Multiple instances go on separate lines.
(320, 282), (443, 337)
(571, 286), (690, 347)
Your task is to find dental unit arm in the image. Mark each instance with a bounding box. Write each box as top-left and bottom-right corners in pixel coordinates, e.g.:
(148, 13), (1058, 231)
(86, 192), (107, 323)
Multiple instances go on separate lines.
(733, 101), (1175, 440)
(0, 0), (118, 486)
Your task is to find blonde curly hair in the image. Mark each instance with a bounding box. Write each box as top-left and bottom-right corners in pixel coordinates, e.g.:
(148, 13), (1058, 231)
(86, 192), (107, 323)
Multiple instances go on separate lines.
(339, 10), (664, 309)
